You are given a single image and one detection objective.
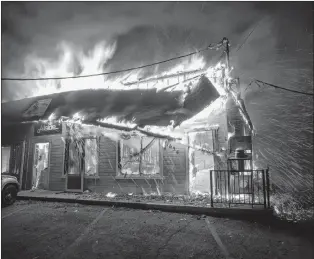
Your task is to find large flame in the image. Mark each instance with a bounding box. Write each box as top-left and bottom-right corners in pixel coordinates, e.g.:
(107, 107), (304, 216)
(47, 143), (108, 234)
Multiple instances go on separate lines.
(24, 41), (117, 96)
(21, 40), (255, 142)
(20, 41), (221, 98)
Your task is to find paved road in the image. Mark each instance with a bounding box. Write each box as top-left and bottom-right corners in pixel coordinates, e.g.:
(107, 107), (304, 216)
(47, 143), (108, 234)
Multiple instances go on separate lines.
(1, 201), (313, 259)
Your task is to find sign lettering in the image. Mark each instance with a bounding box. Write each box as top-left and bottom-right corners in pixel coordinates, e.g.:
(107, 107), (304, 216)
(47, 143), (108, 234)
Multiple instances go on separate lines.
(34, 121), (62, 136)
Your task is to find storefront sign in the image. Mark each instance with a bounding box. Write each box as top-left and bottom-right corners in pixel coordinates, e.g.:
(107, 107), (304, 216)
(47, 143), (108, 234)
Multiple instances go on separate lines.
(34, 121), (62, 136)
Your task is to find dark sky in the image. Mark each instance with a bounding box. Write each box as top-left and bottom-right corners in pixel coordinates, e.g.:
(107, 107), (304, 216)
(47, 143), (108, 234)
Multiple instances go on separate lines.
(1, 2), (313, 194)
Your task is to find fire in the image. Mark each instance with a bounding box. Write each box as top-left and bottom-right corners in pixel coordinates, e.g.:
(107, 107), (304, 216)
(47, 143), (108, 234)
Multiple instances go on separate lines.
(72, 112), (85, 121)
(19, 39), (256, 140)
(161, 54), (205, 75)
(140, 125), (184, 140)
(20, 41), (217, 98)
(48, 113), (55, 121)
(97, 116), (137, 128)
(206, 62), (229, 96)
(106, 192), (117, 198)
(24, 41), (117, 96)
(180, 96), (227, 129)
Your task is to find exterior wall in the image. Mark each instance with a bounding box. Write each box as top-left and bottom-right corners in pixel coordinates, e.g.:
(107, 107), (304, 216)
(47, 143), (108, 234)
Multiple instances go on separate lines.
(2, 97), (245, 195)
(207, 106), (229, 170)
(15, 124), (188, 195)
(84, 137), (187, 195)
(161, 141), (187, 194)
(226, 94), (246, 137)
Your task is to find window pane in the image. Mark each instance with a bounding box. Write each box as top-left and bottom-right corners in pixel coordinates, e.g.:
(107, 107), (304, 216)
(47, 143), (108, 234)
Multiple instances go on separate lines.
(120, 136), (141, 175)
(140, 138), (160, 175)
(68, 141), (81, 175)
(85, 139), (98, 176)
(1, 146), (11, 174)
(119, 137), (160, 176)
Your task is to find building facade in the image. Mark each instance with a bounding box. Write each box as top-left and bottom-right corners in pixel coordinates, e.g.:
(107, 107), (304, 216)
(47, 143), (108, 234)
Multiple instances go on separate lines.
(2, 95), (251, 196)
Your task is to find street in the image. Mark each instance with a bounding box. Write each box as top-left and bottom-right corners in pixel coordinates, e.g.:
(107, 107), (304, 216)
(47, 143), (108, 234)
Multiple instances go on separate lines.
(1, 201), (313, 259)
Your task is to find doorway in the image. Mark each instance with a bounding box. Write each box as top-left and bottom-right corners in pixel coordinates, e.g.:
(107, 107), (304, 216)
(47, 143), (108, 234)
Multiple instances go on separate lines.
(33, 142), (50, 190)
(188, 130), (215, 194)
(65, 140), (84, 192)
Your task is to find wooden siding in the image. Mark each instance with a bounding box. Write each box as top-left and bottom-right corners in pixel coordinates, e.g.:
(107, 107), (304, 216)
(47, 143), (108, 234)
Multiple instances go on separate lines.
(84, 137), (188, 195)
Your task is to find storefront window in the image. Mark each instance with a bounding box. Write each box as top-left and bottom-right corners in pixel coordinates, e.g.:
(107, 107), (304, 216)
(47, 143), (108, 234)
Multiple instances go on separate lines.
(84, 139), (98, 176)
(1, 146), (11, 174)
(118, 136), (161, 177)
(64, 138), (98, 177)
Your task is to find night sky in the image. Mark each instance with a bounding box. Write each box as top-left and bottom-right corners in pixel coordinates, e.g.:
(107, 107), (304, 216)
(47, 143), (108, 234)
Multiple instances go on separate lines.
(1, 2), (313, 196)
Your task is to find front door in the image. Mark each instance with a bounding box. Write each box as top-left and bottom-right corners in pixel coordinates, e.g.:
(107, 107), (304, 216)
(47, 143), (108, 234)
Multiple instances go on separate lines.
(65, 140), (84, 192)
(32, 142), (50, 190)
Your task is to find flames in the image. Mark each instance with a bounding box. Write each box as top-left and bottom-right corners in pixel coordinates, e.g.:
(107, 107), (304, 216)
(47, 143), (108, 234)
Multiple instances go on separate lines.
(97, 116), (137, 128)
(20, 39), (255, 141)
(20, 40), (224, 98)
(206, 62), (231, 96)
(24, 41), (117, 96)
(159, 54), (205, 76)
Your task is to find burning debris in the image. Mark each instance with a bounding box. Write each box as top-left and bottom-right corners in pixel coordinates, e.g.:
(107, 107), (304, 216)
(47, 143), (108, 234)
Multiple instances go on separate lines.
(106, 192), (117, 198)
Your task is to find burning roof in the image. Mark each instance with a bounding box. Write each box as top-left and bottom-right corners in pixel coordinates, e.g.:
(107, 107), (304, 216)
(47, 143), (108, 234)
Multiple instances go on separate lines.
(2, 74), (220, 128)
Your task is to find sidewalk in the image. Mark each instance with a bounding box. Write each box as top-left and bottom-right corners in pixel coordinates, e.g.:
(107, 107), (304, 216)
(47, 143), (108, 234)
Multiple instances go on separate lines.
(17, 190), (273, 220)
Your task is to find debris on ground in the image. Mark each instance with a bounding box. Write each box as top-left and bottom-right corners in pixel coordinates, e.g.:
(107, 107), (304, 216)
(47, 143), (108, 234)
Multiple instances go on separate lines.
(23, 190), (314, 223)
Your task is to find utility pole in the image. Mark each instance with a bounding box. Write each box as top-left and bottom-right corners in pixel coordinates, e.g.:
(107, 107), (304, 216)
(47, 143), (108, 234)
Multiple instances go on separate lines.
(222, 37), (230, 72)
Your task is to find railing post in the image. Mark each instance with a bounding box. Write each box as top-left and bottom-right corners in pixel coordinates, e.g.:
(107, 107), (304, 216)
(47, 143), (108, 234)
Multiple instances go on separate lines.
(251, 170), (254, 208)
(266, 168), (270, 209)
(262, 170), (267, 209)
(210, 170), (214, 208)
(227, 170), (230, 208)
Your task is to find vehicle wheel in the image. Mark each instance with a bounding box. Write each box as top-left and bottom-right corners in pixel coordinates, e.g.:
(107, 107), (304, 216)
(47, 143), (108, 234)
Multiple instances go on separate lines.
(2, 185), (18, 206)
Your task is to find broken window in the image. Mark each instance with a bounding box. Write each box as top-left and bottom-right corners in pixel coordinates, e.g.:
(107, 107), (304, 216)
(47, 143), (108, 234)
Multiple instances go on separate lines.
(118, 136), (161, 177)
(84, 139), (98, 176)
(1, 146), (11, 174)
(64, 138), (98, 177)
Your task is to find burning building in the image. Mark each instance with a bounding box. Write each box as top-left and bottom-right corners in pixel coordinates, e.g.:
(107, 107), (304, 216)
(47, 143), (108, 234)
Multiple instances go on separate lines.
(1, 50), (255, 196)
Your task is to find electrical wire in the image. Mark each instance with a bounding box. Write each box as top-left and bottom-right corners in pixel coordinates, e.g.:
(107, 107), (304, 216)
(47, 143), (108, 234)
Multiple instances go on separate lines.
(235, 18), (263, 53)
(251, 79), (314, 96)
(1, 41), (223, 81)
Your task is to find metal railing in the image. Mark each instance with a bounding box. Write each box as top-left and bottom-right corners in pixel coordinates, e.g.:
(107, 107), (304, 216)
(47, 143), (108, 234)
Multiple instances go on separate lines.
(209, 169), (270, 208)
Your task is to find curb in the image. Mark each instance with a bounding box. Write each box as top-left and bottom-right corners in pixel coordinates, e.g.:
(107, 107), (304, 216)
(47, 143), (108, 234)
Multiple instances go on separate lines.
(17, 194), (273, 220)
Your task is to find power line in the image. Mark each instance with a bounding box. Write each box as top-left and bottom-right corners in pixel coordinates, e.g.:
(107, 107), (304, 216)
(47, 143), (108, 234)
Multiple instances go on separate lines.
(1, 41), (223, 82)
(253, 79), (314, 96)
(234, 17), (265, 53)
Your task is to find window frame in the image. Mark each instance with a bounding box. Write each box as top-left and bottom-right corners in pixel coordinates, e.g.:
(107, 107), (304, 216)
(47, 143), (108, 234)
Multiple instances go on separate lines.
(63, 137), (100, 179)
(116, 136), (164, 179)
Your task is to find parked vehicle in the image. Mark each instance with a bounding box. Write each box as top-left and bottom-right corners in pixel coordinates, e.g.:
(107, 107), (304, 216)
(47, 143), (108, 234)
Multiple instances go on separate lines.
(1, 175), (20, 206)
